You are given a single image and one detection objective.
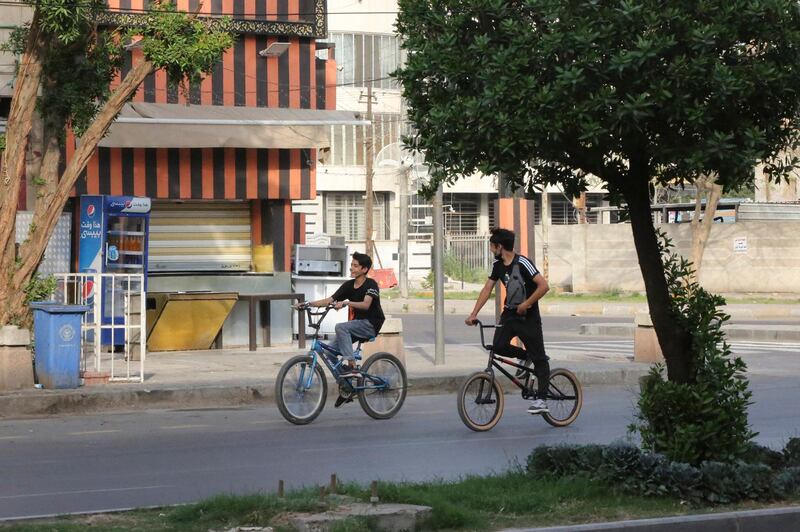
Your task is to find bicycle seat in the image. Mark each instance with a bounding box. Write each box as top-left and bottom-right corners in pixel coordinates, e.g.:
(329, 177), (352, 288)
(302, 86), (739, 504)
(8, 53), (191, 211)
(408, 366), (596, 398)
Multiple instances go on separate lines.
(353, 336), (376, 343)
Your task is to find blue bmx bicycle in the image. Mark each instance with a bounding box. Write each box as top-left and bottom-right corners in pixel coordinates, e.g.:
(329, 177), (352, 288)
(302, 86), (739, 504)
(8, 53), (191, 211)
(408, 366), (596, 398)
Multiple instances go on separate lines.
(275, 303), (408, 425)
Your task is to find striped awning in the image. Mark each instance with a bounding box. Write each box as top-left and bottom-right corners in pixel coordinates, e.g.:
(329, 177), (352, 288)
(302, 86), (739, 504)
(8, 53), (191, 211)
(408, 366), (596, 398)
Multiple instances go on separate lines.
(99, 103), (370, 150)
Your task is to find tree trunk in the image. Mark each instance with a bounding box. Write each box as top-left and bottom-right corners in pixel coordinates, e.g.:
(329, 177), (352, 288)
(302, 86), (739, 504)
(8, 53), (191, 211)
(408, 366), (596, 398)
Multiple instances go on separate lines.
(624, 175), (694, 383)
(689, 175), (722, 283)
(0, 12), (47, 323)
(0, 59), (155, 326)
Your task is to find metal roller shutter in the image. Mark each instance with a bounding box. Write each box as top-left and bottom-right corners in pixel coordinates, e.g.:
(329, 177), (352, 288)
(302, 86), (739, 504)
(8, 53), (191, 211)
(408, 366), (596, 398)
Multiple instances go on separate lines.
(148, 201), (252, 272)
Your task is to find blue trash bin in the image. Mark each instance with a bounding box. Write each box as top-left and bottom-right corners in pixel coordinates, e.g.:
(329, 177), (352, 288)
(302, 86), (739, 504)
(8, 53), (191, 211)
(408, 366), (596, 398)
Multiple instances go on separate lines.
(30, 302), (90, 389)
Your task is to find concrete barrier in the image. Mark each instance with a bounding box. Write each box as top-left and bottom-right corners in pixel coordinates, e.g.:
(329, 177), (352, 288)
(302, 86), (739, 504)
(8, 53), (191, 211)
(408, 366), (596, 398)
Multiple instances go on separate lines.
(0, 326), (34, 392)
(362, 317), (405, 365)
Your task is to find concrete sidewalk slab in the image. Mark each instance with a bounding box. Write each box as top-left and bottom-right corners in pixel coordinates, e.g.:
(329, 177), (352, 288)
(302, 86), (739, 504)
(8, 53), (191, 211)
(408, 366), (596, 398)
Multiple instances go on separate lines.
(580, 322), (800, 342)
(502, 505), (800, 531)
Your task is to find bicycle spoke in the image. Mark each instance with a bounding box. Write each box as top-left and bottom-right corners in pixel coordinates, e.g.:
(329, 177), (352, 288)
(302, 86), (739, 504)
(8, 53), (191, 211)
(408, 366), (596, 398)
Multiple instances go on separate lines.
(281, 362), (323, 418)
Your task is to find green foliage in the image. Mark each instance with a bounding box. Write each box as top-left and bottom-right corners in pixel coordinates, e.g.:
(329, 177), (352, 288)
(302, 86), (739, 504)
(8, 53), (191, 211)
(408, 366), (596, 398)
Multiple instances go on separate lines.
(23, 274), (57, 306)
(526, 443), (798, 505)
(396, 0), (800, 198)
(784, 437), (800, 467)
(775, 467), (800, 497)
(629, 231), (755, 465)
(132, 3), (235, 92)
(3, 2), (233, 138)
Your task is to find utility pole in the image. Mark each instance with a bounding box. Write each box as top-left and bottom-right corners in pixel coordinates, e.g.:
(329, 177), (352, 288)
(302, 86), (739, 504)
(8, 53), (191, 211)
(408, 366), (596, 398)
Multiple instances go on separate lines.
(575, 191), (587, 224)
(541, 189), (550, 281)
(433, 183), (445, 365)
(398, 163), (410, 298)
(364, 82), (374, 257)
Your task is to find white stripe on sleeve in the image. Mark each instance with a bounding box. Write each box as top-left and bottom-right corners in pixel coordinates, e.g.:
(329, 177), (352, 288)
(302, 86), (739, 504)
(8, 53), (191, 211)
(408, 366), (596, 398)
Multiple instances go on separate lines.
(518, 256), (539, 276)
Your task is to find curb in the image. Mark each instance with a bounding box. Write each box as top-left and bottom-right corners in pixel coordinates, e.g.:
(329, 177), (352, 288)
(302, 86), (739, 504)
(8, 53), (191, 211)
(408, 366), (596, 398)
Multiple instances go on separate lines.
(0, 366), (649, 418)
(502, 505), (800, 531)
(580, 323), (800, 342)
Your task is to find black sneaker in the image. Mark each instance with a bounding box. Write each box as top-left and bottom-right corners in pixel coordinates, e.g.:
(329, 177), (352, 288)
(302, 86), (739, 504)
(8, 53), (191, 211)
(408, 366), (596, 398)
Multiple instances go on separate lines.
(515, 358), (532, 378)
(339, 365), (360, 378)
(334, 394), (354, 408)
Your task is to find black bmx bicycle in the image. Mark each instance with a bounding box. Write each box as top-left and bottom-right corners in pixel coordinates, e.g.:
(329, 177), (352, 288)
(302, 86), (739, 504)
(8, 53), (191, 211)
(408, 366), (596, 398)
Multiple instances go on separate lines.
(275, 303), (407, 425)
(457, 320), (583, 431)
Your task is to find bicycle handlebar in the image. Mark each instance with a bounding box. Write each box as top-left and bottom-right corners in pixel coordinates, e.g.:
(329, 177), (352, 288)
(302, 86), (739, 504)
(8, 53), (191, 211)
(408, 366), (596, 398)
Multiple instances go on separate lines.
(470, 319), (499, 351)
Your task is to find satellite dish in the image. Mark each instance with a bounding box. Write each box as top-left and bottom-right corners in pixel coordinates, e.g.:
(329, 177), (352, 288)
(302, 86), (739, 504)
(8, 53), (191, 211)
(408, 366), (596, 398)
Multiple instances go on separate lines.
(375, 142), (427, 169)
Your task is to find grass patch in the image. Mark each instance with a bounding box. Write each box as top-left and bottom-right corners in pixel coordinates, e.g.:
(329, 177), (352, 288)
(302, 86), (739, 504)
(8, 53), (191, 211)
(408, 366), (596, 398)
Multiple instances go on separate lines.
(5, 472), (798, 531)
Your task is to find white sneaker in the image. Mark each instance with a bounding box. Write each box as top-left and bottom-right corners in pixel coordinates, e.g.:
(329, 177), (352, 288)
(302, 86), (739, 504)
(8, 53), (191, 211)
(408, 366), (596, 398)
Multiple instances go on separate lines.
(527, 399), (549, 415)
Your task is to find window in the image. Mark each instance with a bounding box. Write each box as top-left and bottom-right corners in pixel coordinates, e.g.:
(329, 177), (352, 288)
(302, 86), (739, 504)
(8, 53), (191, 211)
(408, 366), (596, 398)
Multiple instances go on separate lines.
(325, 192), (389, 241)
(330, 32), (401, 90)
(329, 112), (405, 167)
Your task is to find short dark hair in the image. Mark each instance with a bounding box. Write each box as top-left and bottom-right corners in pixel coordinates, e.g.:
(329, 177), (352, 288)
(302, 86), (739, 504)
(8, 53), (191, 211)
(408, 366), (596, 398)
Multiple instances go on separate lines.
(352, 252), (373, 271)
(489, 227), (515, 251)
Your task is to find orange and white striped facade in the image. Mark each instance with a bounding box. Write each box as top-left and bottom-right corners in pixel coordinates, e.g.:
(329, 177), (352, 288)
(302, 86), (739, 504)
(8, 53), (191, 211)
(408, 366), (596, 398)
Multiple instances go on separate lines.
(61, 0), (338, 272)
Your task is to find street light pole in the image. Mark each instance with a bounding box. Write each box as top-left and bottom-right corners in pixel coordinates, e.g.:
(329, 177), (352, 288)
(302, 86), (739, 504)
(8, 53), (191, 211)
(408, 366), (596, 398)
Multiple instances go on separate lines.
(398, 164), (410, 298)
(433, 183), (445, 365)
(364, 82), (374, 257)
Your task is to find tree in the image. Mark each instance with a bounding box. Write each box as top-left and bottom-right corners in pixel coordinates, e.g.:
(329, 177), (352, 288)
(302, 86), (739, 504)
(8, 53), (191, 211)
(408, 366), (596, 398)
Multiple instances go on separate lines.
(396, 0), (800, 383)
(0, 0), (234, 326)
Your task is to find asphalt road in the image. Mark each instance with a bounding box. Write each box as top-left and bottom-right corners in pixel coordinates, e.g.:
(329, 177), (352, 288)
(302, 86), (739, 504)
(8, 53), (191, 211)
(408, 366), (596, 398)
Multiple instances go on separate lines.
(1, 375), (798, 521)
(399, 314), (800, 346)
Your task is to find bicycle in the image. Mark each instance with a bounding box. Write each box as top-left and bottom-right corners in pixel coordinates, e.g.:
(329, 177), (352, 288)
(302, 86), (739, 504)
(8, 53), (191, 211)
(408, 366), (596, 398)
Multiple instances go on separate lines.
(457, 320), (583, 431)
(275, 302), (408, 425)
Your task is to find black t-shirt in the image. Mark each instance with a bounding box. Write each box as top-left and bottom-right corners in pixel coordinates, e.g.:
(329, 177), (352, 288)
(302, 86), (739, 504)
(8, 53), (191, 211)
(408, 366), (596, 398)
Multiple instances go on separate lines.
(332, 278), (385, 334)
(489, 254), (542, 321)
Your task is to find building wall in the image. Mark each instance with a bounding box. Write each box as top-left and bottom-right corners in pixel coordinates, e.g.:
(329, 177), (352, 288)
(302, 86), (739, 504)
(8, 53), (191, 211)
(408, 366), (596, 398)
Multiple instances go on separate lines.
(533, 222), (800, 294)
(0, 6), (32, 97)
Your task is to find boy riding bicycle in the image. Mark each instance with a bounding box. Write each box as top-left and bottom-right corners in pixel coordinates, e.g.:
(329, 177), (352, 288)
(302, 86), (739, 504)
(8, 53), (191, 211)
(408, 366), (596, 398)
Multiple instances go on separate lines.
(299, 251), (385, 379)
(465, 227), (551, 414)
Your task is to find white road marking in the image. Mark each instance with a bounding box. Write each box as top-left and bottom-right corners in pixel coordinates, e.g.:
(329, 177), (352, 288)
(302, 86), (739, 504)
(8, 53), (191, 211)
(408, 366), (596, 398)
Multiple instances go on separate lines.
(68, 430), (122, 436)
(160, 424), (210, 430)
(0, 485), (173, 501)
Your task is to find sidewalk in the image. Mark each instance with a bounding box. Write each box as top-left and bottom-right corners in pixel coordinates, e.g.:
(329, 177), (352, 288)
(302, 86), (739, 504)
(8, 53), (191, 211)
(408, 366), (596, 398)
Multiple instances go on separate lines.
(0, 342), (649, 418)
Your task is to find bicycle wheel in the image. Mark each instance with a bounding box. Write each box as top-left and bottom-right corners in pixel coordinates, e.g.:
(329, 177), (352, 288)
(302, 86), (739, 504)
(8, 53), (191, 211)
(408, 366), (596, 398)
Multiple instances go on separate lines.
(457, 371), (504, 432)
(357, 352), (407, 420)
(541, 368), (583, 427)
(275, 355), (328, 425)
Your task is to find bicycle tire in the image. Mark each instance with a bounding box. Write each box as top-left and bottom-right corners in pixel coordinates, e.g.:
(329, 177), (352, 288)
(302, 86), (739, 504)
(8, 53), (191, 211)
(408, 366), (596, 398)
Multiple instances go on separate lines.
(357, 352), (407, 420)
(275, 354), (328, 425)
(541, 368), (583, 427)
(457, 371), (504, 432)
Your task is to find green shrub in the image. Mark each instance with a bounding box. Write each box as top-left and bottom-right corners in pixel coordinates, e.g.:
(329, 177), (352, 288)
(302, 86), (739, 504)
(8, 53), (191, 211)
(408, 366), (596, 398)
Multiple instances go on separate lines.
(775, 467), (800, 497)
(526, 443), (788, 505)
(526, 444), (594, 477)
(784, 437), (800, 467)
(629, 232), (755, 465)
(700, 461), (775, 503)
(743, 443), (785, 469)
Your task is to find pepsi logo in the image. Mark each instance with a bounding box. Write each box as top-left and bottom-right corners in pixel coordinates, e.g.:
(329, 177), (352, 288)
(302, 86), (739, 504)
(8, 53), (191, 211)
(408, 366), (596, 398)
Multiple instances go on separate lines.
(87, 205), (95, 217)
(125, 200), (132, 209)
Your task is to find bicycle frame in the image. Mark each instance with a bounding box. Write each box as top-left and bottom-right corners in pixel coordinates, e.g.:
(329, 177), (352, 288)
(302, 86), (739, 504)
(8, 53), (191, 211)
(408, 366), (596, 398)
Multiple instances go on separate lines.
(297, 305), (390, 393)
(474, 320), (541, 400)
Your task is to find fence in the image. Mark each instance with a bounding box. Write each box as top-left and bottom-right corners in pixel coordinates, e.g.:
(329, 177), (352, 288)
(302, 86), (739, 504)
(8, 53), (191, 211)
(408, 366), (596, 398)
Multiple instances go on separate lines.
(446, 232), (491, 271)
(52, 273), (145, 383)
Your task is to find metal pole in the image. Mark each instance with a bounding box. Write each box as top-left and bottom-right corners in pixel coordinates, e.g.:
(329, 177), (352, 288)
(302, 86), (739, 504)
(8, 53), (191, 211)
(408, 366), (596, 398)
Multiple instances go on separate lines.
(398, 164), (410, 298)
(433, 184), (445, 365)
(364, 83), (374, 258)
(541, 190), (550, 281)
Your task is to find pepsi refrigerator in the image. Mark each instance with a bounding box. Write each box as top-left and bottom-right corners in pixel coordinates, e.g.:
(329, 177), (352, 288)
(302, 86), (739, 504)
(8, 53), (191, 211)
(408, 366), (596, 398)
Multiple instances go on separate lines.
(78, 195), (151, 346)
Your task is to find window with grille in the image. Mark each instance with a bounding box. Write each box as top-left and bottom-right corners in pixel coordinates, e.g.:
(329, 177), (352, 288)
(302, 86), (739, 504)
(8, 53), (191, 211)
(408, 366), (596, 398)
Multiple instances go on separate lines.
(329, 112), (404, 167)
(324, 192), (389, 241)
(329, 33), (401, 89)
